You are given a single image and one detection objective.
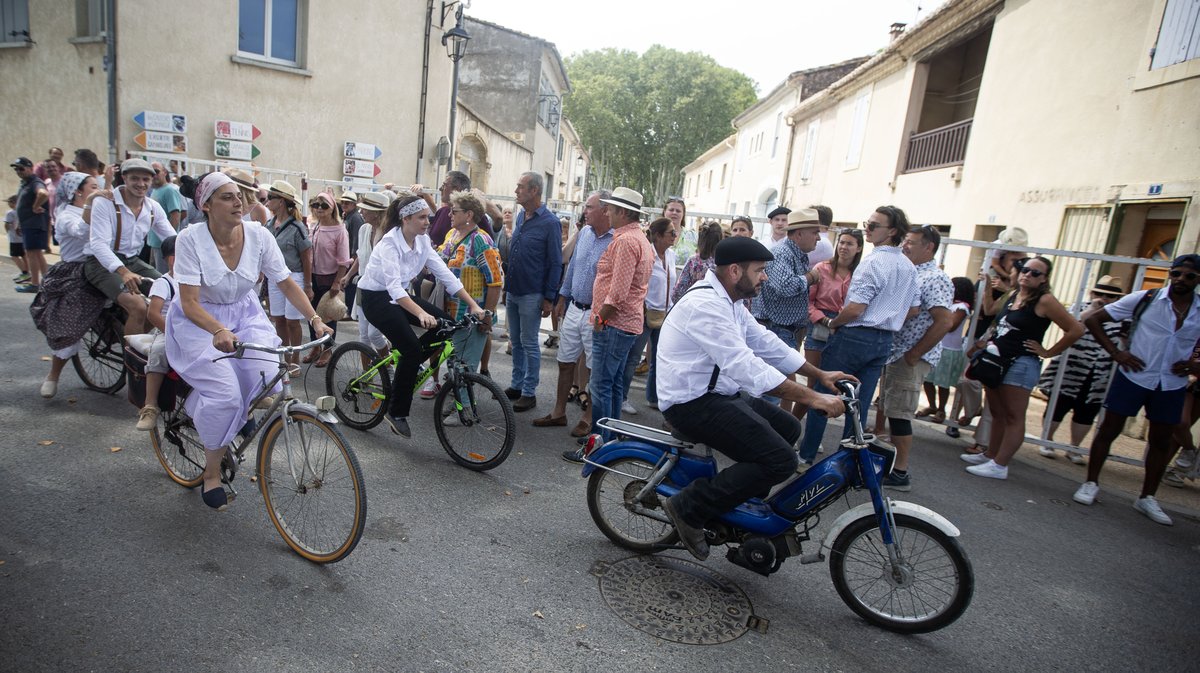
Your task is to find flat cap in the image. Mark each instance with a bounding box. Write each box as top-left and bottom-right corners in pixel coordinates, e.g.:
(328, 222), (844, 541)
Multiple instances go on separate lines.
(715, 236), (774, 266)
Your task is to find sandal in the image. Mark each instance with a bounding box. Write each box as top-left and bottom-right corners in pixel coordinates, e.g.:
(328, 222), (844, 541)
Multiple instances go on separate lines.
(915, 407), (937, 418)
(576, 391), (590, 411)
(314, 349), (333, 368)
(567, 384), (580, 402)
(302, 348), (321, 364)
(964, 444), (986, 455)
(929, 411), (946, 424)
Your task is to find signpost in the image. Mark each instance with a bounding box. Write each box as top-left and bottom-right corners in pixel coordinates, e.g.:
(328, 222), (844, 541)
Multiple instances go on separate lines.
(134, 131), (188, 154)
(133, 110), (187, 134)
(214, 139), (261, 161)
(214, 120), (261, 142)
(341, 176), (380, 192)
(344, 141), (382, 161)
(343, 159), (381, 179)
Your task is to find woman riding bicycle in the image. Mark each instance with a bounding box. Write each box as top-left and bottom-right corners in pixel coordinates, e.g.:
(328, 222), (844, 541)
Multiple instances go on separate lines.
(357, 194), (489, 438)
(167, 172), (332, 510)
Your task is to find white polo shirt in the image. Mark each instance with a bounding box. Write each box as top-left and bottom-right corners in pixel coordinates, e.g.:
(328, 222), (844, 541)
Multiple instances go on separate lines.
(1106, 288), (1200, 391)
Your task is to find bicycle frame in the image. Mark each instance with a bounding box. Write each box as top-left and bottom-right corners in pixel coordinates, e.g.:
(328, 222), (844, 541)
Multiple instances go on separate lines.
(344, 318), (482, 404)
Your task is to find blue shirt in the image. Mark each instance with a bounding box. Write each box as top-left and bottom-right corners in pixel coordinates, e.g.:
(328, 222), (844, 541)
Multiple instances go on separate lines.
(505, 203), (562, 300)
(752, 238), (810, 327)
(559, 225), (613, 306)
(844, 245), (919, 332)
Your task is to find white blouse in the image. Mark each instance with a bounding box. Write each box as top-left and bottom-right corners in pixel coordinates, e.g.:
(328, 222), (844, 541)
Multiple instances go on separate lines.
(353, 222), (375, 284)
(174, 221), (290, 304)
(56, 205), (90, 263)
(646, 247), (677, 311)
(357, 227), (464, 302)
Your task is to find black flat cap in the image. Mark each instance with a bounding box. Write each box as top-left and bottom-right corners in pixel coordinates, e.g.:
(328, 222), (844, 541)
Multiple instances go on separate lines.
(715, 237), (774, 266)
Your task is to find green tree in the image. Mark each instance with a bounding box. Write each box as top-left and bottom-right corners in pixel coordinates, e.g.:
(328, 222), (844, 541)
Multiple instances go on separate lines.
(565, 45), (757, 208)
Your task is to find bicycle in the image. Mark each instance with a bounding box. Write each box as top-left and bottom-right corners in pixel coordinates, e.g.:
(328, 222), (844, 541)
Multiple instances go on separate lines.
(324, 313), (516, 471)
(148, 334), (367, 564)
(73, 304), (127, 393)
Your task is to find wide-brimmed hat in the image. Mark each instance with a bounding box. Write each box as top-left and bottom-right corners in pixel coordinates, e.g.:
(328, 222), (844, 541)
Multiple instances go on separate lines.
(119, 158), (154, 175)
(267, 180), (298, 204)
(599, 187), (645, 214)
(785, 208), (820, 231)
(339, 190), (359, 203)
(359, 191), (389, 212)
(996, 227), (1029, 248)
(1092, 275), (1124, 296)
(223, 167), (257, 190)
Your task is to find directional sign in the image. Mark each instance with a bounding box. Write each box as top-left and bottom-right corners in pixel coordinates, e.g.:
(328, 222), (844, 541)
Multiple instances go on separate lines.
(214, 120), (261, 141)
(133, 110), (187, 134)
(341, 176), (380, 192)
(344, 141), (382, 161)
(133, 131), (187, 154)
(343, 159), (381, 178)
(214, 139), (260, 161)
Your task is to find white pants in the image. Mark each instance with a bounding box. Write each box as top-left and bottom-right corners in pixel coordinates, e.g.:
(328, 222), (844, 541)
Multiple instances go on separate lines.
(268, 271), (306, 320)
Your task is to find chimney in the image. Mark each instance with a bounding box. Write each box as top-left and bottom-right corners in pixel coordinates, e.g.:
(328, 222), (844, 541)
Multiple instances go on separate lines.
(890, 22), (907, 41)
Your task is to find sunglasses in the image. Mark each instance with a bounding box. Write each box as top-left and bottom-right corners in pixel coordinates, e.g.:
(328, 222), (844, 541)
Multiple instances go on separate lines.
(309, 202), (330, 209)
(1169, 269), (1199, 281)
(864, 221), (890, 232)
(1013, 257), (1027, 271)
(1020, 267), (1045, 278)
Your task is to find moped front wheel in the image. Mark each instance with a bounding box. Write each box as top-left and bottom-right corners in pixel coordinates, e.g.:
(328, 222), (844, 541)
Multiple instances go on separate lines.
(829, 514), (973, 634)
(586, 457), (677, 552)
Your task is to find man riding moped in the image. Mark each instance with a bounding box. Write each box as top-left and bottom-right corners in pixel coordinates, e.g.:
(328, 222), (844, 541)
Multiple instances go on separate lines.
(656, 236), (856, 560)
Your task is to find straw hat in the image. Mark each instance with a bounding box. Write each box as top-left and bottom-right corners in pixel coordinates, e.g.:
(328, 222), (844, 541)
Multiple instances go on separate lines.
(223, 167), (256, 190)
(359, 191), (389, 212)
(996, 227), (1029, 248)
(599, 187), (646, 214)
(339, 190), (359, 203)
(1092, 275), (1124, 296)
(785, 208), (820, 231)
(267, 180), (298, 204)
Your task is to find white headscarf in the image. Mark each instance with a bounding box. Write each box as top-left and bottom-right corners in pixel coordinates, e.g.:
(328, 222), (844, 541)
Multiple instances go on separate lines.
(195, 172), (234, 217)
(55, 171), (89, 217)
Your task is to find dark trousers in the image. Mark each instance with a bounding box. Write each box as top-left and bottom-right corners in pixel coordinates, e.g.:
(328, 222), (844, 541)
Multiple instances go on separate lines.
(309, 273), (340, 341)
(360, 289), (449, 418)
(663, 392), (801, 527)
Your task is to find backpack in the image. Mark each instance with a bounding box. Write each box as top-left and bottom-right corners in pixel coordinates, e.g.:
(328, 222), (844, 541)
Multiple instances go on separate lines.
(1124, 288), (1159, 346)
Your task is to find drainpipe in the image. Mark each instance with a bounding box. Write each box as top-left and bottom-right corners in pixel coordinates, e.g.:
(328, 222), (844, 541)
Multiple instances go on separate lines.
(104, 0), (118, 166)
(778, 83), (800, 207)
(415, 0), (434, 183)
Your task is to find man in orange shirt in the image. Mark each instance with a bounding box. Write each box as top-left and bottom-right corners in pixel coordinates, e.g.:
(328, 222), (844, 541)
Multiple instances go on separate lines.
(589, 187), (655, 439)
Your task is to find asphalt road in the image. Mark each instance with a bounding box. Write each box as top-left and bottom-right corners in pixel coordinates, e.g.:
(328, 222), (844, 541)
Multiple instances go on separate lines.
(1, 282), (1197, 672)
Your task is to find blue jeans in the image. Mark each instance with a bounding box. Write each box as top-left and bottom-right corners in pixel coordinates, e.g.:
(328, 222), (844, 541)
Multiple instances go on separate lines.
(590, 325), (638, 439)
(798, 326), (893, 462)
(451, 324), (488, 399)
(621, 319), (654, 403)
(506, 293), (544, 396)
(761, 321), (800, 406)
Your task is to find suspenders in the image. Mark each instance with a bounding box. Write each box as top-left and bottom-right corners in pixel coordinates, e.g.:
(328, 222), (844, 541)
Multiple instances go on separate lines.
(671, 283), (722, 393)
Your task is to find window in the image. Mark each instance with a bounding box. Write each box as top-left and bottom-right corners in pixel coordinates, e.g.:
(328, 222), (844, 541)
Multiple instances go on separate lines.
(557, 134), (564, 161)
(238, 0), (302, 66)
(1, 0), (31, 45)
(771, 112), (782, 158)
(684, 177), (690, 197)
(1152, 0), (1200, 69)
(743, 201), (750, 216)
(720, 163), (727, 188)
(729, 203), (737, 215)
(706, 170), (713, 191)
(75, 0), (107, 39)
(844, 87), (872, 169)
(800, 119), (820, 182)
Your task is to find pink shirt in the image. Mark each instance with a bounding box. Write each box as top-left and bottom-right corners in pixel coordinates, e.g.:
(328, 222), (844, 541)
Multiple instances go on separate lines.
(591, 222), (654, 334)
(808, 260), (854, 324)
(310, 222), (351, 275)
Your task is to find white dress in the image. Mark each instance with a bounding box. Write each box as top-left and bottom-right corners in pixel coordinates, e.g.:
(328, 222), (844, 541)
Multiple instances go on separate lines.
(166, 221), (291, 449)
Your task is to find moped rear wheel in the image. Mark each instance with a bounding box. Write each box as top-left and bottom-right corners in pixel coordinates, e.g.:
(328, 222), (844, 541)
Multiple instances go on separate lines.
(829, 514), (973, 634)
(586, 457), (677, 552)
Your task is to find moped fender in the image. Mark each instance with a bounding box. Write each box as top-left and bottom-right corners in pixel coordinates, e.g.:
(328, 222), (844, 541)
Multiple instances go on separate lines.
(580, 443), (666, 477)
(821, 500), (961, 551)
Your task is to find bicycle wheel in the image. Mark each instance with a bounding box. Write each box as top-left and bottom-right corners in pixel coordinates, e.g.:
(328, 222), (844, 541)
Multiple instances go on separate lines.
(586, 457), (678, 552)
(433, 371), (515, 471)
(829, 514), (974, 634)
(72, 314), (126, 393)
(325, 341), (390, 431)
(257, 408), (367, 564)
(149, 403), (205, 488)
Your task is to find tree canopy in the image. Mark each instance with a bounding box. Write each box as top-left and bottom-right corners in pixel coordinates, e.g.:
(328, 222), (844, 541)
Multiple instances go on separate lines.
(565, 45), (758, 208)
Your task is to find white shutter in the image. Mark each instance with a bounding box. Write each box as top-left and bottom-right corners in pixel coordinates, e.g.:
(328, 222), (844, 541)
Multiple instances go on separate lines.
(1152, 0), (1200, 69)
(800, 119), (820, 182)
(844, 88), (872, 168)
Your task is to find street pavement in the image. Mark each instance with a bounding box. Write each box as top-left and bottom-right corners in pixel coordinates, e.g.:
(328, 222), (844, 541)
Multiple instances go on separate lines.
(1, 274), (1197, 672)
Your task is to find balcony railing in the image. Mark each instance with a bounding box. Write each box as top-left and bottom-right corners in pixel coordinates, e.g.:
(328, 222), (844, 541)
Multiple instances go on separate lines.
(904, 118), (972, 173)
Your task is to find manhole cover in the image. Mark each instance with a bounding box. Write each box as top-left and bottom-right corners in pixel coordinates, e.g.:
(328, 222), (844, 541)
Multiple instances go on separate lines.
(594, 555), (757, 645)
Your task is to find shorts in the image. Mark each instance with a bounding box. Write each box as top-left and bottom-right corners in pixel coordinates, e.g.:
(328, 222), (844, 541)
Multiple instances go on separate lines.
(1045, 391), (1102, 426)
(21, 226), (48, 251)
(9, 241), (24, 258)
(557, 301), (593, 366)
(1104, 370), (1187, 425)
(1001, 355), (1041, 390)
(83, 254), (160, 301)
(146, 331), (170, 374)
(268, 271), (307, 320)
(881, 358), (931, 421)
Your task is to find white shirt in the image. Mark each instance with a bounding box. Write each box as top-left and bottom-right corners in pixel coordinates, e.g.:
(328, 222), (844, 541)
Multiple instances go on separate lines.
(646, 247), (677, 311)
(844, 245), (919, 332)
(86, 186), (175, 272)
(173, 221), (290, 305)
(55, 205), (90, 263)
(357, 227), (464, 302)
(352, 222), (374, 284)
(1105, 288), (1200, 391)
(148, 273), (180, 317)
(657, 270), (805, 411)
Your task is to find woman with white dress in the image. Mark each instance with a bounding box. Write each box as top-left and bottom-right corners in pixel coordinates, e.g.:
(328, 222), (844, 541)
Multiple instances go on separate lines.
(167, 172), (332, 510)
(332, 190), (390, 353)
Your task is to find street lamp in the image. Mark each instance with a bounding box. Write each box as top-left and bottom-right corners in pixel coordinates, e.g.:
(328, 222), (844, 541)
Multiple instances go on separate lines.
(442, 1), (470, 176)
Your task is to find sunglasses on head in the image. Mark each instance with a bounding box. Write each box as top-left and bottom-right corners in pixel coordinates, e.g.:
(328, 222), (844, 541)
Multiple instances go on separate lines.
(1020, 267), (1045, 278)
(310, 202), (330, 209)
(1170, 269), (1199, 281)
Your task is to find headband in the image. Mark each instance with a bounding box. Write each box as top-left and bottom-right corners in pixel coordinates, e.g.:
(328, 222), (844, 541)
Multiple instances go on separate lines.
(196, 172), (234, 212)
(397, 199), (430, 219)
(311, 191), (335, 208)
(55, 171), (89, 216)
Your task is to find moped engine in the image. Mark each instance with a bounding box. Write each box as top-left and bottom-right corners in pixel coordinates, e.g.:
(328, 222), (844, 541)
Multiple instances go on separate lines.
(727, 536), (779, 577)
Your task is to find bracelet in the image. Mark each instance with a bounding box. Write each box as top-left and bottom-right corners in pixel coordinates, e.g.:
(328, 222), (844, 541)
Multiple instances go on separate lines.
(212, 327), (232, 338)
(308, 314), (322, 325)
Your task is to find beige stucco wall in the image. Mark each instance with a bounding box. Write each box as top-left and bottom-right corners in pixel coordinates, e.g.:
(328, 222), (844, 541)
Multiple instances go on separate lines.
(728, 94), (796, 218)
(1, 0), (455, 198)
(456, 105), (531, 203)
(682, 139), (736, 221)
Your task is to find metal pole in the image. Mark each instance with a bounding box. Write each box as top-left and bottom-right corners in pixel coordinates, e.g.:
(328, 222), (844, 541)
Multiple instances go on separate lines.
(1038, 258), (1092, 446)
(446, 5), (463, 174)
(104, 0), (118, 167)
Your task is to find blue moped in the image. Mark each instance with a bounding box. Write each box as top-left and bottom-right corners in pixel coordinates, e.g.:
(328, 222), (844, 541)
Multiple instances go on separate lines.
(579, 381), (973, 633)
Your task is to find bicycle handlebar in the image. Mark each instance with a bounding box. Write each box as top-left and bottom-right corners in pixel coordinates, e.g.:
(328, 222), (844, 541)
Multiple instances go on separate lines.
(232, 333), (332, 358)
(433, 310), (493, 333)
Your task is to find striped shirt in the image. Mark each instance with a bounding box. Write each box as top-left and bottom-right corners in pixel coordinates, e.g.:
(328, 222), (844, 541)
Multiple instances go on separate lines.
(844, 245), (919, 332)
(558, 225), (613, 306)
(1038, 304), (1121, 404)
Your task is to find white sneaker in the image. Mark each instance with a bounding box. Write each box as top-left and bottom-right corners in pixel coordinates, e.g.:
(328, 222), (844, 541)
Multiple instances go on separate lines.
(1067, 452), (1087, 465)
(40, 379), (57, 399)
(621, 399), (638, 415)
(1073, 481), (1099, 505)
(441, 412), (461, 427)
(965, 459), (1008, 480)
(1038, 446), (1056, 458)
(419, 378), (439, 400)
(960, 452), (990, 465)
(1175, 448), (1197, 470)
(1133, 496), (1173, 526)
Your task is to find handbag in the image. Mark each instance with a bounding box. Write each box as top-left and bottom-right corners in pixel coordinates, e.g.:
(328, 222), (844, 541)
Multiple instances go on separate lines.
(965, 342), (1011, 388)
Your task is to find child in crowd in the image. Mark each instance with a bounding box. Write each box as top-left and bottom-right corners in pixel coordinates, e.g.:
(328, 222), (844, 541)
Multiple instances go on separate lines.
(5, 194), (30, 284)
(136, 235), (180, 431)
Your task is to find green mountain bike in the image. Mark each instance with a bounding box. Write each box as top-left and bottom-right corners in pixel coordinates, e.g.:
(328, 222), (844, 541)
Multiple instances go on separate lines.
(324, 314), (516, 471)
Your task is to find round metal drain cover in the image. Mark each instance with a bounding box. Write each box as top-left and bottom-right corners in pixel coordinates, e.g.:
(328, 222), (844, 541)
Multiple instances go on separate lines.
(596, 555), (754, 644)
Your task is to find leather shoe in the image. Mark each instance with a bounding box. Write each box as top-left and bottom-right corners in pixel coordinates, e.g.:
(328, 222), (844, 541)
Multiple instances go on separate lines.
(570, 420), (591, 437)
(662, 495), (710, 561)
(201, 483), (229, 510)
(532, 414), (567, 427)
(504, 387), (521, 401)
(513, 396), (537, 412)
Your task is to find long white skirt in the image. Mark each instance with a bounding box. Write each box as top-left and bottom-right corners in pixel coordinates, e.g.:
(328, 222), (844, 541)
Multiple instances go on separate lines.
(166, 292), (281, 450)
